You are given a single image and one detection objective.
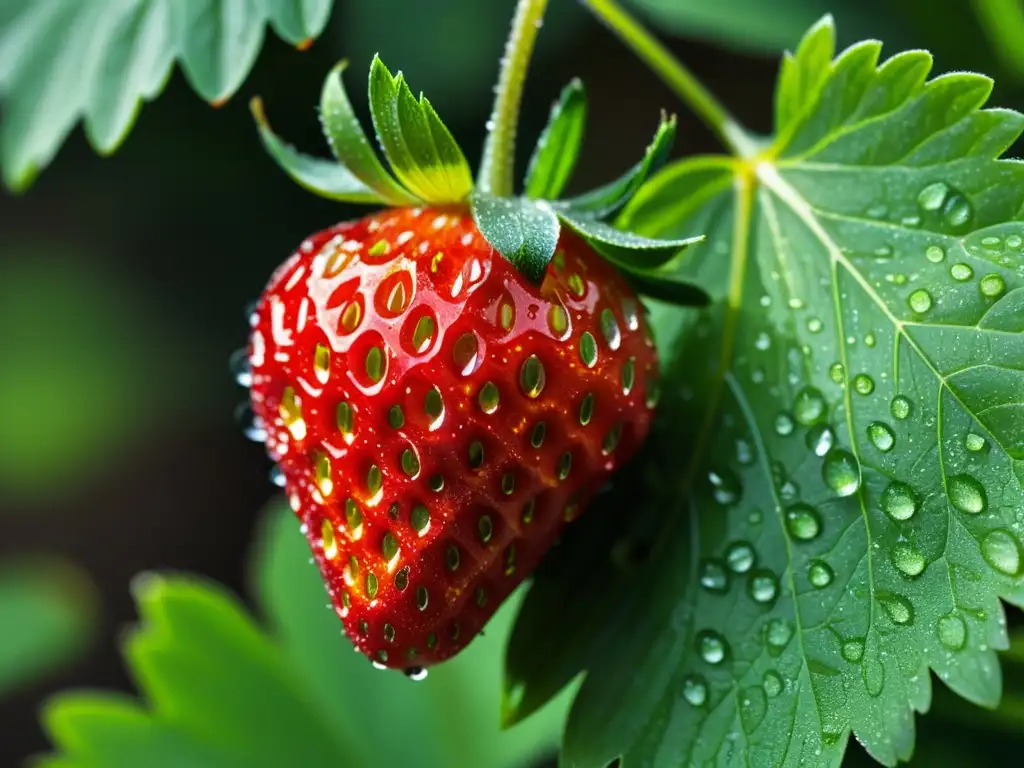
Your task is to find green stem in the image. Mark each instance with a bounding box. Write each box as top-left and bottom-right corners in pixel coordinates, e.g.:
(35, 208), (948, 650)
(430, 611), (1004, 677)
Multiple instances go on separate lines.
(580, 0), (756, 157)
(477, 0), (549, 196)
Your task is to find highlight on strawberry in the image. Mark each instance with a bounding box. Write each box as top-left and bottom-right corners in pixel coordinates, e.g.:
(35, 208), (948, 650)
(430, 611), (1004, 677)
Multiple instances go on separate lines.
(234, 0), (707, 677)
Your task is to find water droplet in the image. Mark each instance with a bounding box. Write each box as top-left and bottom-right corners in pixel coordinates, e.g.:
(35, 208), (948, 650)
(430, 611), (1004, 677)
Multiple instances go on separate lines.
(270, 465), (285, 487)
(696, 630), (728, 664)
(981, 529), (1023, 576)
(230, 348), (252, 387)
(793, 386), (827, 426)
(807, 317), (824, 334)
(829, 362), (846, 385)
(785, 504), (821, 541)
(748, 569), (779, 604)
(682, 675), (708, 707)
(762, 670), (783, 698)
(774, 412), (795, 436)
(808, 559), (834, 588)
(864, 332), (877, 348)
(734, 438), (755, 466)
(918, 182), (949, 212)
(877, 592), (914, 625)
(942, 192), (975, 230)
(862, 657), (885, 697)
(405, 666), (428, 681)
(890, 395), (912, 420)
(1009, 234), (1023, 249)
(822, 449), (861, 497)
(806, 424), (836, 457)
(235, 402), (266, 442)
(841, 638), (865, 662)
(950, 262), (974, 281)
(708, 469), (741, 505)
(867, 422), (896, 453)
(765, 618), (793, 654)
(980, 273), (1007, 299)
(908, 289), (933, 314)
(948, 474), (987, 515)
(937, 614), (967, 651)
(739, 685), (768, 732)
(925, 245), (945, 263)
(892, 543), (926, 578)
(700, 560), (730, 593)
(852, 374), (875, 395)
(755, 332), (771, 351)
(965, 433), (987, 452)
(725, 541), (756, 574)
(881, 481), (919, 521)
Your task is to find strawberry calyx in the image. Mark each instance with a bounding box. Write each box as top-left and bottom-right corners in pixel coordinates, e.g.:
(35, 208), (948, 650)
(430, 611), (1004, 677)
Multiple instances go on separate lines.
(250, 7), (707, 304)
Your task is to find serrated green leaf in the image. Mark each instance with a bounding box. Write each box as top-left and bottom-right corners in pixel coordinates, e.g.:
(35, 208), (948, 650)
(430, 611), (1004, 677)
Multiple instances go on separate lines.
(524, 79), (587, 200)
(556, 113), (676, 218)
(250, 98), (386, 205)
(0, 559), (97, 698)
(40, 574), (354, 767)
(252, 501), (573, 768)
(317, 61), (421, 205)
(470, 192), (561, 283)
(512, 14), (1024, 767)
(0, 0), (332, 191)
(368, 55), (473, 204)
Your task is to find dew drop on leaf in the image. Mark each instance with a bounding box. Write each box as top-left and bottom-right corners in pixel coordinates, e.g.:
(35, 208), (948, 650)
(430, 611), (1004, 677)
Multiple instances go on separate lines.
(734, 438), (755, 466)
(917, 182), (949, 212)
(937, 614), (967, 651)
(739, 685), (768, 732)
(877, 592), (914, 625)
(925, 245), (946, 263)
(774, 412), (796, 436)
(862, 657), (885, 697)
(764, 618), (793, 655)
(808, 559), (834, 588)
(950, 262), (974, 282)
(682, 674), (708, 707)
(980, 529), (1023, 576)
(841, 638), (865, 663)
(890, 395), (913, 420)
(892, 543), (927, 578)
(980, 273), (1007, 298)
(948, 474), (987, 515)
(907, 288), (933, 314)
(748, 569), (779, 604)
(708, 469), (742, 505)
(699, 560), (730, 593)
(755, 332), (771, 351)
(806, 424), (836, 457)
(829, 362), (846, 385)
(881, 481), (920, 522)
(867, 422), (896, 453)
(822, 449), (861, 497)
(785, 504), (822, 541)
(763, 670), (784, 698)
(725, 541), (756, 574)
(793, 386), (827, 426)
(965, 433), (987, 452)
(852, 374), (875, 395)
(696, 630), (728, 665)
(807, 317), (824, 333)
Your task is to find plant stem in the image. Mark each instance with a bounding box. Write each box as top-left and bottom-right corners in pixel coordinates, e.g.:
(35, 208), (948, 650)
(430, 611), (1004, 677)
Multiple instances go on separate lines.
(477, 0), (549, 196)
(579, 0), (756, 158)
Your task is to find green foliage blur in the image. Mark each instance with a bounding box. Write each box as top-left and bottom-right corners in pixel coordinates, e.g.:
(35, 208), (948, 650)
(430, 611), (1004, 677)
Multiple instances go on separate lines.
(2, 0), (1024, 765)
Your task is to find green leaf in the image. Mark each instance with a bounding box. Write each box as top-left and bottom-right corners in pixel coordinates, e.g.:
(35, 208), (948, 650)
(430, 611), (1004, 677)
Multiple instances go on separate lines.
(0, 0), (333, 191)
(250, 98), (386, 205)
(0, 559), (97, 698)
(556, 208), (704, 272)
(511, 15), (1024, 767)
(556, 113), (676, 218)
(252, 500), (574, 768)
(524, 78), (587, 200)
(367, 55), (473, 204)
(470, 192), (561, 283)
(41, 574), (353, 768)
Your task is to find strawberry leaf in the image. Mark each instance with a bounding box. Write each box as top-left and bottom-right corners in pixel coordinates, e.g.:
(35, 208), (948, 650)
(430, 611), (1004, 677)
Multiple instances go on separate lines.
(523, 78), (587, 200)
(318, 61), (421, 206)
(509, 15), (1024, 767)
(470, 192), (561, 283)
(368, 55), (473, 205)
(0, 0), (333, 192)
(554, 113), (676, 218)
(556, 209), (704, 271)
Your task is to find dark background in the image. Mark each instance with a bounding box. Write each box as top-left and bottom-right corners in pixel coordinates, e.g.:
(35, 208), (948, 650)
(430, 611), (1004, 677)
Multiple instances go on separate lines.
(0, 0), (1019, 764)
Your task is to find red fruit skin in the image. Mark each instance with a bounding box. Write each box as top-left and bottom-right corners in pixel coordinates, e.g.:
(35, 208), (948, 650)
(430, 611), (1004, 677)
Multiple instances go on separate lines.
(247, 207), (658, 670)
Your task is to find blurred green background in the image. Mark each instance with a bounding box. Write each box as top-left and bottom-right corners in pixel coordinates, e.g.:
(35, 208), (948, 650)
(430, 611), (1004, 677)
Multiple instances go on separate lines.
(2, 0), (1024, 765)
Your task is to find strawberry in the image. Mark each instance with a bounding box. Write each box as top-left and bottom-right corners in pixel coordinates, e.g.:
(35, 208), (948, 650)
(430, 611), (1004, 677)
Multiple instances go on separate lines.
(239, 26), (705, 673)
(247, 205), (658, 670)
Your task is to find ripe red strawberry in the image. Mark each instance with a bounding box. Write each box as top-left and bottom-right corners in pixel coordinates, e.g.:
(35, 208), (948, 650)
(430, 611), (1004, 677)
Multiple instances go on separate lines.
(247, 206), (659, 670)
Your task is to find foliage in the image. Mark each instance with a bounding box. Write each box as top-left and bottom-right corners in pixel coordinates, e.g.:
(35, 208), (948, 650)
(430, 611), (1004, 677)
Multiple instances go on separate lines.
(38, 502), (571, 768)
(506, 12), (1024, 767)
(0, 0), (333, 191)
